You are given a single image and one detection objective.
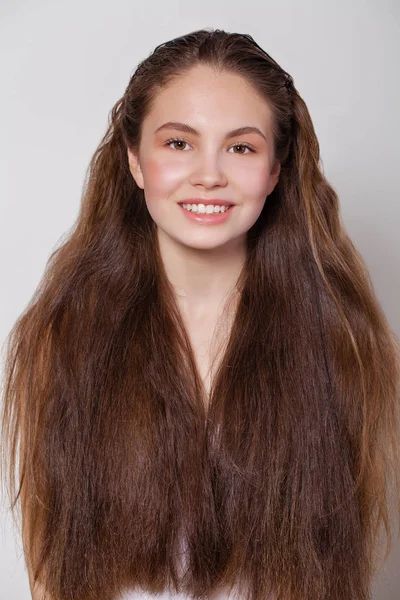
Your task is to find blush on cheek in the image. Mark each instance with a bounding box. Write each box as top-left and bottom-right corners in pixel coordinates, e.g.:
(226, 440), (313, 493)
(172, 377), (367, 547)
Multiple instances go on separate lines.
(237, 167), (271, 199)
(146, 158), (186, 190)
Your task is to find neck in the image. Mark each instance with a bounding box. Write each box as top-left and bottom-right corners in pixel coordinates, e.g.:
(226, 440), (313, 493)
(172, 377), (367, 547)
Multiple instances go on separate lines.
(157, 228), (246, 319)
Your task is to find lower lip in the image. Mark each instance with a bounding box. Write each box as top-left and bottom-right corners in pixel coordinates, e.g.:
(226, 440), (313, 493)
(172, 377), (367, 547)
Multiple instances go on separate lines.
(178, 205), (234, 224)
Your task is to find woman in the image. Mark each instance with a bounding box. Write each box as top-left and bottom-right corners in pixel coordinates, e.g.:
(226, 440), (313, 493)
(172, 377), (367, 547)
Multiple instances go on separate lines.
(1, 28), (399, 600)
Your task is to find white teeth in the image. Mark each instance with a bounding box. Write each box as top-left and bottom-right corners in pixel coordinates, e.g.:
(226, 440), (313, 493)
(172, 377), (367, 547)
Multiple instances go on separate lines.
(181, 203), (232, 213)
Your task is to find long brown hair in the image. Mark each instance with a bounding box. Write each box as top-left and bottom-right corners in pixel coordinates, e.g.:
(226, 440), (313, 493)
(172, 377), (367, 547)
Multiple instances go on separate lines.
(1, 28), (400, 600)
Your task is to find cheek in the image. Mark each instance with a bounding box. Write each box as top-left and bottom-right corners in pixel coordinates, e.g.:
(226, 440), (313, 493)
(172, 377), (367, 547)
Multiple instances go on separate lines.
(144, 157), (186, 195)
(234, 162), (271, 201)
(141, 157), (186, 223)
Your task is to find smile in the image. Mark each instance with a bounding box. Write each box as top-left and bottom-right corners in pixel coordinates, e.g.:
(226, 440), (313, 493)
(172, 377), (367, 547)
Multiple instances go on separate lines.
(180, 203), (233, 213)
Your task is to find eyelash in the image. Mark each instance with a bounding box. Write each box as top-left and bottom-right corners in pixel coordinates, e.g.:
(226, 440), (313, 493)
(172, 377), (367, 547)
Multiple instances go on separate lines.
(163, 137), (255, 154)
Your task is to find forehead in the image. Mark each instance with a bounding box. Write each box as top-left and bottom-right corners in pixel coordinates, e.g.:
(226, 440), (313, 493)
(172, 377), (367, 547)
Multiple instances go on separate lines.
(144, 65), (272, 133)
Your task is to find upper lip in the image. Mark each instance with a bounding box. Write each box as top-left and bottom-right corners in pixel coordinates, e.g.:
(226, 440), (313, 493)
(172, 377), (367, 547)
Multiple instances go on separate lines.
(180, 198), (234, 206)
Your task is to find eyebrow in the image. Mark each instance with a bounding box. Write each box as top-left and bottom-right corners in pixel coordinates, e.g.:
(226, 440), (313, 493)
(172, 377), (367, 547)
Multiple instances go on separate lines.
(154, 121), (268, 142)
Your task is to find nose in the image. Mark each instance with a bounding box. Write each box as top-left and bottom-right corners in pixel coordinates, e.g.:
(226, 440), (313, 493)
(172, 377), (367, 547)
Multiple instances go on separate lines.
(189, 150), (228, 189)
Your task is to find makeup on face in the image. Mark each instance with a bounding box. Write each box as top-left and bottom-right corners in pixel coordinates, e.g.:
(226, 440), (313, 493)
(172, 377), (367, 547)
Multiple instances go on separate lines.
(129, 65), (280, 249)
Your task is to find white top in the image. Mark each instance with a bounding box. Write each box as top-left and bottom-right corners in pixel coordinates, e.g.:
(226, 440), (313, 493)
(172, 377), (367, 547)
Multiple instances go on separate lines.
(115, 534), (246, 599)
(117, 583), (280, 599)
(118, 587), (236, 599)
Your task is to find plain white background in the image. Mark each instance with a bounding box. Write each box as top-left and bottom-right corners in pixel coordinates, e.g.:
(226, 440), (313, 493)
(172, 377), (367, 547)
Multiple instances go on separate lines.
(1, 0), (399, 598)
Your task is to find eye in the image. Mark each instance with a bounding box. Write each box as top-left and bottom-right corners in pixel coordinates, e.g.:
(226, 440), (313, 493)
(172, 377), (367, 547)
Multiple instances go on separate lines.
(163, 138), (255, 154)
(228, 143), (255, 155)
(164, 138), (191, 151)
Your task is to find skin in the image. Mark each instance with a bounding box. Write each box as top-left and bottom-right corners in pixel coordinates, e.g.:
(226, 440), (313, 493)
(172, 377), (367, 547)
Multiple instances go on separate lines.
(127, 65), (281, 391)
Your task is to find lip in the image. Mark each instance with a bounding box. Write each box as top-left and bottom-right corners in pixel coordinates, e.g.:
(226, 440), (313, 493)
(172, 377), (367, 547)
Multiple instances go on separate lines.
(180, 198), (234, 207)
(178, 203), (234, 224)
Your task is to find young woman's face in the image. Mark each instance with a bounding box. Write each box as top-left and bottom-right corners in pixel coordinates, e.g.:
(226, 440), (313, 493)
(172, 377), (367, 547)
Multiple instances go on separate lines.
(128, 64), (281, 251)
